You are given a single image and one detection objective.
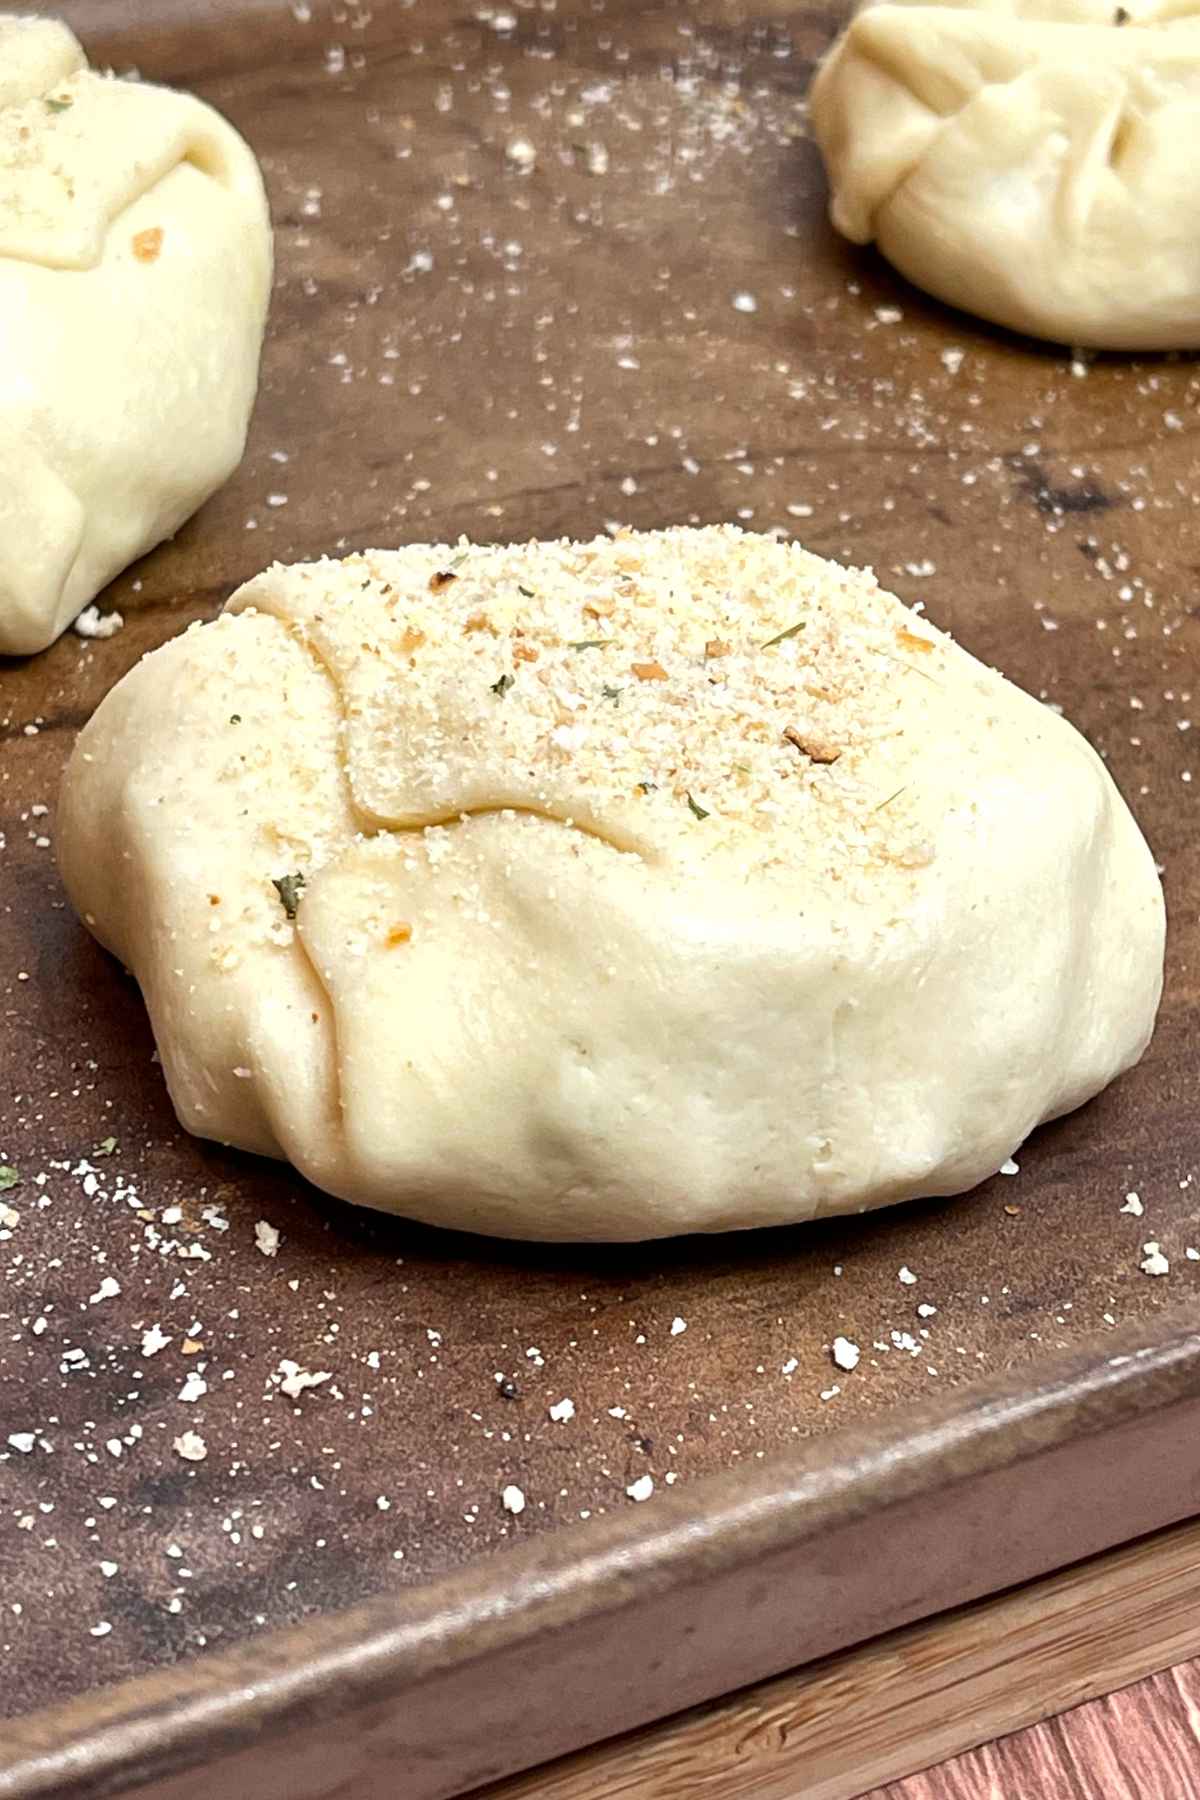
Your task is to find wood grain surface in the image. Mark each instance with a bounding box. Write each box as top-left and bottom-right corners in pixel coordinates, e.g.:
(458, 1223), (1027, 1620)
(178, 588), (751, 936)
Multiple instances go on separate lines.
(1, 0), (1199, 1794)
(880, 1662), (1200, 1800)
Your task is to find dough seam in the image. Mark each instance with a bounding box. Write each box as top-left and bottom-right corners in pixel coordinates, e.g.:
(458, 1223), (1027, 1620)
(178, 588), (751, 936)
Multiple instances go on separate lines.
(248, 601), (653, 860)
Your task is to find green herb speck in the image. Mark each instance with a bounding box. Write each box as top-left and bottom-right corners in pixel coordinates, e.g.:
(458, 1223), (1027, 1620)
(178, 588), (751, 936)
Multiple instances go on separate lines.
(601, 684), (623, 705)
(491, 672), (515, 698)
(0, 1166), (19, 1192)
(569, 639), (607, 652)
(95, 1136), (118, 1158)
(685, 792), (710, 820)
(760, 620), (806, 649)
(45, 96), (73, 113)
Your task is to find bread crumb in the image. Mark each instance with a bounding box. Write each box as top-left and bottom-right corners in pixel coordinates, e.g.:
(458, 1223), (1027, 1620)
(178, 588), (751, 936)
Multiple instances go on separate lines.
(276, 1360), (330, 1399)
(74, 605), (124, 640)
(255, 1220), (281, 1257)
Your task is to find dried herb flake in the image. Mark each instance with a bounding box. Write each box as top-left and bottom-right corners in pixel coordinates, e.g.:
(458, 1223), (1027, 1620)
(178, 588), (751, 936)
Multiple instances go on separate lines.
(0, 1166), (19, 1192)
(685, 792), (710, 821)
(761, 620), (806, 649)
(601, 683), (623, 705)
(45, 96), (73, 113)
(569, 639), (607, 652)
(272, 871), (307, 919)
(95, 1136), (118, 1157)
(491, 672), (515, 698)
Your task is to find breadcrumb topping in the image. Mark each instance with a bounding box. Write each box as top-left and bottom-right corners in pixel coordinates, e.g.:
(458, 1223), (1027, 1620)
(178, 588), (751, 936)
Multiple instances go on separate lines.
(230, 524), (956, 887)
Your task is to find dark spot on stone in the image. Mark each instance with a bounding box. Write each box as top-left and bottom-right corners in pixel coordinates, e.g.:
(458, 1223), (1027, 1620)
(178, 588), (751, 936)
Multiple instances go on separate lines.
(496, 1377), (520, 1401)
(129, 1469), (199, 1510)
(1011, 456), (1114, 517)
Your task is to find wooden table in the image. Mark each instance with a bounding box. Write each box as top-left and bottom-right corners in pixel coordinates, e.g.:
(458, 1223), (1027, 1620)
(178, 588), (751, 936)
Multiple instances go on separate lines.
(894, 1665), (1200, 1800)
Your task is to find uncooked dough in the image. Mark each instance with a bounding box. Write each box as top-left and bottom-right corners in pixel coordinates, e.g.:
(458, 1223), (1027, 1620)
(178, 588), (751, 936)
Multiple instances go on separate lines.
(810, 0), (1200, 349)
(0, 14), (271, 656)
(58, 527), (1165, 1241)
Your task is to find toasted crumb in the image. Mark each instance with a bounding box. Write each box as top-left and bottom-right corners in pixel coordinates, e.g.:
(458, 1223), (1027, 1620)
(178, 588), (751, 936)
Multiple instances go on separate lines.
(132, 226), (164, 263)
(783, 725), (840, 764)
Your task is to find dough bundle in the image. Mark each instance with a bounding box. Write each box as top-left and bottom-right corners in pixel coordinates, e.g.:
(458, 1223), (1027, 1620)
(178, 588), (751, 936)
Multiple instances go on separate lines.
(0, 14), (272, 656)
(58, 527), (1165, 1241)
(810, 0), (1200, 349)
